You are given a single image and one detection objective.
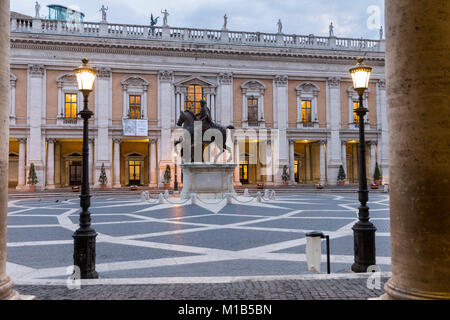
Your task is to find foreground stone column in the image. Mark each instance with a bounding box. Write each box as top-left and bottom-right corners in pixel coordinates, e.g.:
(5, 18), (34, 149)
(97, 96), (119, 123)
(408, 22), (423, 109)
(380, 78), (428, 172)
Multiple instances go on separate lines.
(0, 1), (19, 300)
(382, 0), (450, 300)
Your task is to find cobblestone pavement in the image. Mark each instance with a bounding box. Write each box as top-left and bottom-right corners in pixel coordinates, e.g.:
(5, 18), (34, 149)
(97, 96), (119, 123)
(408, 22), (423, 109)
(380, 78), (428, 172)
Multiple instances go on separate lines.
(15, 277), (388, 300)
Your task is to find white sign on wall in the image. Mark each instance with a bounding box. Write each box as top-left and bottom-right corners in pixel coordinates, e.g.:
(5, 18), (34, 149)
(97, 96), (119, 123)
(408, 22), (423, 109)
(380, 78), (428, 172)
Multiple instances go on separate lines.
(123, 119), (148, 136)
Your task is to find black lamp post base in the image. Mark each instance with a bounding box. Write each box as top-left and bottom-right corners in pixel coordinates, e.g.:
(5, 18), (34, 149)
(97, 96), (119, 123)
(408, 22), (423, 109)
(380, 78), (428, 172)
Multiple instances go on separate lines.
(351, 221), (377, 273)
(73, 230), (99, 279)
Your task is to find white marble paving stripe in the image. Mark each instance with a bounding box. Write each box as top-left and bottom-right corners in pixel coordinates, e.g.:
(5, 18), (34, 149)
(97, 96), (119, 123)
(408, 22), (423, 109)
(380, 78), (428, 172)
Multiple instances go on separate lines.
(7, 240), (73, 247)
(6, 262), (37, 279)
(7, 224), (62, 228)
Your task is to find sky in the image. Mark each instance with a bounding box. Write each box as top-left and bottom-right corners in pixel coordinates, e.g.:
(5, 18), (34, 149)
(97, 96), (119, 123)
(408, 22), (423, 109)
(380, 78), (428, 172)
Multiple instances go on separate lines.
(11, 0), (385, 39)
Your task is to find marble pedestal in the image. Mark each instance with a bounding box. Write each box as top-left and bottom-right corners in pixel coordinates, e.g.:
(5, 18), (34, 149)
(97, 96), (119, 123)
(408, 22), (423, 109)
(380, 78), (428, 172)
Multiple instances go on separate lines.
(180, 163), (237, 199)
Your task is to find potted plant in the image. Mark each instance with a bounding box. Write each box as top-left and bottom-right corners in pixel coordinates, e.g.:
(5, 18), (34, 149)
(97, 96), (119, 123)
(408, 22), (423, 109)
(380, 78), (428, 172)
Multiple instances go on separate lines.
(337, 165), (346, 186)
(72, 186), (80, 192)
(27, 163), (38, 192)
(98, 163), (108, 190)
(370, 183), (379, 189)
(257, 183), (264, 190)
(316, 184), (324, 189)
(163, 165), (171, 190)
(281, 165), (290, 186)
(373, 162), (382, 185)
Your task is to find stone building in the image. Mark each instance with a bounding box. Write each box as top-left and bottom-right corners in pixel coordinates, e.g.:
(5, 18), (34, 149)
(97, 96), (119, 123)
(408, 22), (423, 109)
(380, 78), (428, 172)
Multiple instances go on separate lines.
(8, 9), (388, 189)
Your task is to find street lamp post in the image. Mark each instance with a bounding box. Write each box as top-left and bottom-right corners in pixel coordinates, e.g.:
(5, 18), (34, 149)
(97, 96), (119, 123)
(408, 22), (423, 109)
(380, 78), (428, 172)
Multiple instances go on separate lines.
(72, 59), (99, 279)
(349, 58), (377, 273)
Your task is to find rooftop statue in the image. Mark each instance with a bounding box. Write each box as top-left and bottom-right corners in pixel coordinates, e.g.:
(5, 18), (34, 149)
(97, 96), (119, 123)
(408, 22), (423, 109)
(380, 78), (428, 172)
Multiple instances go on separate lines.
(150, 13), (159, 28)
(176, 100), (234, 163)
(161, 9), (169, 26)
(329, 22), (334, 37)
(100, 5), (108, 22)
(223, 14), (228, 30)
(35, 1), (40, 19)
(277, 19), (282, 33)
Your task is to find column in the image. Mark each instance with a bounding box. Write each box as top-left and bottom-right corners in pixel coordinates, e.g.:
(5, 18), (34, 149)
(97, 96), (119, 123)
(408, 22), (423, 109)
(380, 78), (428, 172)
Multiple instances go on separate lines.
(46, 138), (55, 189)
(289, 140), (295, 184)
(377, 79), (389, 184)
(234, 139), (241, 186)
(381, 0), (450, 300)
(319, 140), (326, 185)
(0, 0), (20, 300)
(158, 71), (174, 188)
(95, 68), (112, 188)
(149, 138), (157, 187)
(341, 141), (347, 182)
(27, 64), (45, 188)
(352, 144), (358, 182)
(16, 138), (26, 189)
(305, 143), (311, 182)
(369, 141), (376, 183)
(88, 138), (94, 185)
(113, 138), (121, 188)
(266, 140), (273, 185)
(274, 75), (289, 185)
(54, 142), (61, 187)
(326, 77), (341, 185)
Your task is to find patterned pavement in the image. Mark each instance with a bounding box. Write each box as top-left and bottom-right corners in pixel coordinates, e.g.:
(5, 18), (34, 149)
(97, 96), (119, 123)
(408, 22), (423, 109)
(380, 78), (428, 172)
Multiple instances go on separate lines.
(6, 192), (391, 284)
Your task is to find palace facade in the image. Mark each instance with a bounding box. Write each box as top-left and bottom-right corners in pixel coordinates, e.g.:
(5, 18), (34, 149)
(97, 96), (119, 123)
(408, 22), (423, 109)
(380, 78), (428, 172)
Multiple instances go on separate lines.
(8, 10), (388, 189)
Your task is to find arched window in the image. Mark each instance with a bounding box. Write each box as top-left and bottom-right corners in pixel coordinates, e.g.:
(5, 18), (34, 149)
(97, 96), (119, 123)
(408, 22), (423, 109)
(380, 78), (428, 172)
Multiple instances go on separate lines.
(184, 84), (204, 114)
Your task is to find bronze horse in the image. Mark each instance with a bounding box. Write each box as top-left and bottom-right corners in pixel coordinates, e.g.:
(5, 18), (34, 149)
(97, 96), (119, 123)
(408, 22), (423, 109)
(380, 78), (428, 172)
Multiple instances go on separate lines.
(176, 100), (234, 162)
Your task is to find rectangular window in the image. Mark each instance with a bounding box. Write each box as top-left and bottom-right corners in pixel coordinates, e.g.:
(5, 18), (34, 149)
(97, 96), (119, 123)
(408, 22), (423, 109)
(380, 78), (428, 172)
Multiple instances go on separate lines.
(301, 100), (312, 126)
(129, 95), (142, 119)
(247, 97), (258, 126)
(353, 101), (360, 124)
(64, 93), (77, 123)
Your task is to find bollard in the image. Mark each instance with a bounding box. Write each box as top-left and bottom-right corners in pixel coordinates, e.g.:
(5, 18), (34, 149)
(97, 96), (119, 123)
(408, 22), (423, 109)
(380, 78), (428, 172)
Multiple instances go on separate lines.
(191, 194), (197, 205)
(140, 192), (147, 202)
(158, 193), (165, 204)
(264, 189), (269, 198)
(244, 188), (249, 197)
(164, 190), (169, 198)
(226, 194), (232, 204)
(256, 192), (262, 203)
(305, 231), (330, 274)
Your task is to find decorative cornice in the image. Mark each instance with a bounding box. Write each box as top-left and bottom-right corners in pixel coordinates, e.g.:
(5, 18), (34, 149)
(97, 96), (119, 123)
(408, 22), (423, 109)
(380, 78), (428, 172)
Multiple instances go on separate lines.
(296, 82), (320, 96)
(10, 35), (385, 63)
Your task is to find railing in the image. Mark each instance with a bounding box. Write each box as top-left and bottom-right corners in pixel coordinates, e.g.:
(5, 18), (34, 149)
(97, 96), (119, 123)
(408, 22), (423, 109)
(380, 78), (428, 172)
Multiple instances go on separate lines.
(63, 117), (78, 124)
(10, 17), (384, 52)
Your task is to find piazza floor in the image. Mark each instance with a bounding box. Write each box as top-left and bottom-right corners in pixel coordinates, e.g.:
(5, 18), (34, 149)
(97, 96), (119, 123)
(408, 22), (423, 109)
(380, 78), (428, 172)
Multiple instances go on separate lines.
(6, 192), (391, 283)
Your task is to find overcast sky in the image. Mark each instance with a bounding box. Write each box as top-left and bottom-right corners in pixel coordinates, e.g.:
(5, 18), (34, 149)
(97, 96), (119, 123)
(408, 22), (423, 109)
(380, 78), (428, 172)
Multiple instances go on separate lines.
(11, 0), (385, 39)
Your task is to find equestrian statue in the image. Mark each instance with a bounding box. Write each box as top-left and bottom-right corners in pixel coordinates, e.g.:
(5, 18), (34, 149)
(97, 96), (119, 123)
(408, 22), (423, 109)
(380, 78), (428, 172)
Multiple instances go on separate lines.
(176, 99), (234, 163)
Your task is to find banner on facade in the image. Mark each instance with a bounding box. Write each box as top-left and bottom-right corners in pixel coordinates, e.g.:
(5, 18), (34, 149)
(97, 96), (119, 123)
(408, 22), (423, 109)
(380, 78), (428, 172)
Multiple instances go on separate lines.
(123, 119), (148, 136)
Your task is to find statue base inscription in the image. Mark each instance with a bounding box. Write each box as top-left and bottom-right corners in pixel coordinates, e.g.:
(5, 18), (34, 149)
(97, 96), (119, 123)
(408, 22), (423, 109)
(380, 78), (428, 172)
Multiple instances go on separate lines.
(180, 163), (237, 199)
